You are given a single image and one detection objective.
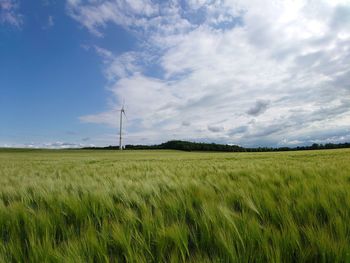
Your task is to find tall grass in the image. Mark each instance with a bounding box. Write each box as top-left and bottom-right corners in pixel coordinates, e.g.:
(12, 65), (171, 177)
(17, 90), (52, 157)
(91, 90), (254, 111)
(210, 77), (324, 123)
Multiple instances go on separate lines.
(0, 149), (350, 262)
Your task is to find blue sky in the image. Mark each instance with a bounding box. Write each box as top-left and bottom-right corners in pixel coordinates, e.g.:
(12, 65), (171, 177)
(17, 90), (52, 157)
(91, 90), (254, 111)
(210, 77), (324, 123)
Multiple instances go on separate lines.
(1, 0), (350, 148)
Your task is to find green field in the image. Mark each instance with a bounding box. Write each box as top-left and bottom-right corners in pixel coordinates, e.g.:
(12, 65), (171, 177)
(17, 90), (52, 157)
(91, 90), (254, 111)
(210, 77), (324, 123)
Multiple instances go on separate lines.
(0, 149), (350, 262)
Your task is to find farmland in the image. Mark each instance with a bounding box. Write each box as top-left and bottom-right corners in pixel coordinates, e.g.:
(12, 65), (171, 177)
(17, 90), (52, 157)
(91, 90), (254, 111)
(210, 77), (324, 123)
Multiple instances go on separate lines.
(0, 149), (350, 262)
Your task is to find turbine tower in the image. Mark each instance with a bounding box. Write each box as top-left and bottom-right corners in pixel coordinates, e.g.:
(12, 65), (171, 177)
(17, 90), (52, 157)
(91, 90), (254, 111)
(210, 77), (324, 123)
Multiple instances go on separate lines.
(119, 104), (126, 150)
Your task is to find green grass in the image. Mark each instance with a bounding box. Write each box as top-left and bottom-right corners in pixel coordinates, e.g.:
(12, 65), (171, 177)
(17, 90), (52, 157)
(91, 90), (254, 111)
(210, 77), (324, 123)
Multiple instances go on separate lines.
(0, 149), (350, 262)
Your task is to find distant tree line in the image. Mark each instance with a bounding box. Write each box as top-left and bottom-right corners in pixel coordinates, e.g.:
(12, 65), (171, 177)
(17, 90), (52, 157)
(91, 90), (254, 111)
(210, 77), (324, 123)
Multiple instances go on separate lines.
(125, 140), (245, 152)
(243, 142), (350, 152)
(83, 140), (350, 152)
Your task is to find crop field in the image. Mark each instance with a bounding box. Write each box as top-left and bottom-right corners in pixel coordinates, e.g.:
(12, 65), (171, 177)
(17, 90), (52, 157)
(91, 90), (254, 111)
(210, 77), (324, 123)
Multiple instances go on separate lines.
(0, 149), (350, 262)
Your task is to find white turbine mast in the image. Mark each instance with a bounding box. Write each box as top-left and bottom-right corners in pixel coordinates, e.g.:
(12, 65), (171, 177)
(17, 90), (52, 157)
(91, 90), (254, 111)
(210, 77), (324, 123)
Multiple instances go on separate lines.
(119, 103), (126, 150)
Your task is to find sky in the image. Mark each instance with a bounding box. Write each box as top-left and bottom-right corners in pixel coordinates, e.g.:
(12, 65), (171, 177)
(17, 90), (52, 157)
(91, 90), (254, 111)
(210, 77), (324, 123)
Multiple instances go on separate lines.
(1, 0), (350, 148)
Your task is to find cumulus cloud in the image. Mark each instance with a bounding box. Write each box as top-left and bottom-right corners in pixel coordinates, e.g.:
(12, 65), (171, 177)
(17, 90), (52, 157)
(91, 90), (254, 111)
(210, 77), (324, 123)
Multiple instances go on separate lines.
(42, 15), (54, 29)
(43, 142), (86, 148)
(246, 100), (270, 116)
(182, 121), (191, 127)
(1, 141), (95, 149)
(0, 0), (22, 27)
(208, 125), (224, 133)
(47, 15), (54, 27)
(71, 0), (350, 147)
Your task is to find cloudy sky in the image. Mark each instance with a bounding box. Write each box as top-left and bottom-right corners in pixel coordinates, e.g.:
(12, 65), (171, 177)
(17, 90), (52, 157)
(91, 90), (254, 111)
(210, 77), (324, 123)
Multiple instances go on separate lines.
(1, 0), (350, 148)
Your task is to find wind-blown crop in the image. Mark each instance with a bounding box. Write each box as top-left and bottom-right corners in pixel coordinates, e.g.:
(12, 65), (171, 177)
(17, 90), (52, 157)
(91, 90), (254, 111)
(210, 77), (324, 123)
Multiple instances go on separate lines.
(0, 149), (349, 262)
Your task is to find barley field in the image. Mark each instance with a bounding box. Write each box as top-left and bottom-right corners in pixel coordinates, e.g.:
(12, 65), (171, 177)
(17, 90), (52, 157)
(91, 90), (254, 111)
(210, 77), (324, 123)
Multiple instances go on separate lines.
(0, 149), (349, 262)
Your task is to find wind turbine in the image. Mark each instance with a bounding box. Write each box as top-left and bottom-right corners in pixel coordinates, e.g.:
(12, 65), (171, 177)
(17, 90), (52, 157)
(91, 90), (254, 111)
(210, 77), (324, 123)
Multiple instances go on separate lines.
(119, 103), (126, 150)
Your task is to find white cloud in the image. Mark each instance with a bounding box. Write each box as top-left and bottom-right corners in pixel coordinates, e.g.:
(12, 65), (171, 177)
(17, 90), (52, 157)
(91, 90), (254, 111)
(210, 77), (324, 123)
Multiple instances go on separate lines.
(0, 0), (22, 27)
(246, 100), (270, 116)
(103, 50), (143, 80)
(48, 15), (54, 27)
(66, 0), (162, 37)
(71, 0), (350, 146)
(42, 15), (54, 29)
(1, 141), (95, 149)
